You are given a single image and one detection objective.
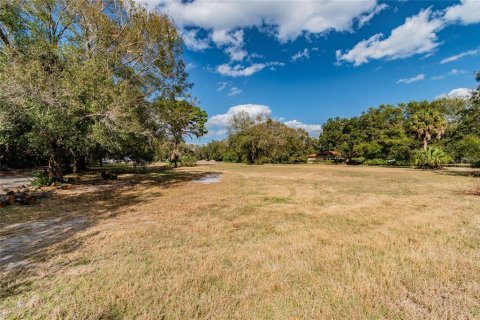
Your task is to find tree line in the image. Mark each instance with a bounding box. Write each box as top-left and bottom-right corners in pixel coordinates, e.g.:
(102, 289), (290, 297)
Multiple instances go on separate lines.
(199, 72), (480, 168)
(197, 112), (316, 164)
(0, 0), (207, 180)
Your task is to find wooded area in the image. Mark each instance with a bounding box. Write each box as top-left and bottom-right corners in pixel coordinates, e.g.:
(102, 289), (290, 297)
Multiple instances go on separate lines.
(0, 0), (207, 180)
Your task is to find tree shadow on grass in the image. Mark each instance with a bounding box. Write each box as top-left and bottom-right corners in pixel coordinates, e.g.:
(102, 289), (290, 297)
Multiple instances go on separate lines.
(434, 168), (480, 178)
(0, 168), (221, 299)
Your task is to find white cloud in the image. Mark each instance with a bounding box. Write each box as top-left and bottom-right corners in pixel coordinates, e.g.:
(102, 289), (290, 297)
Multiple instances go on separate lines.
(284, 120), (322, 137)
(217, 63), (266, 77)
(143, 0), (379, 43)
(227, 87), (242, 97)
(181, 29), (210, 51)
(396, 73), (425, 84)
(449, 68), (466, 75)
(217, 62), (284, 77)
(337, 8), (443, 66)
(185, 62), (197, 70)
(432, 68), (467, 80)
(444, 0), (480, 24)
(432, 75), (445, 81)
(358, 3), (389, 27)
(436, 87), (472, 99)
(208, 104), (272, 128)
(217, 82), (228, 91)
(212, 29), (247, 61)
(291, 48), (310, 62)
(440, 49), (480, 64)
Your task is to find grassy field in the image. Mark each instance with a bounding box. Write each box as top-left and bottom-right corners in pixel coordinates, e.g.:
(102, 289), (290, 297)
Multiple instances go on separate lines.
(1, 163), (480, 319)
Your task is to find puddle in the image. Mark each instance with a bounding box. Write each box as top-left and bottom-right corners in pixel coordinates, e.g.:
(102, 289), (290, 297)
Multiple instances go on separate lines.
(192, 174), (221, 184)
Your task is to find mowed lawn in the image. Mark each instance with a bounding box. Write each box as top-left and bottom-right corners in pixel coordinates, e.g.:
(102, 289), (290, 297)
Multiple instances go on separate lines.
(1, 163), (480, 319)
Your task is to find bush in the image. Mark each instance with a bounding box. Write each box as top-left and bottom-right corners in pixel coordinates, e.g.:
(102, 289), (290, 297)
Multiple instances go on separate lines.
(363, 158), (387, 166)
(31, 171), (52, 186)
(179, 154), (198, 167)
(413, 147), (451, 169)
(393, 160), (412, 167)
(348, 157), (364, 165)
(472, 161), (480, 168)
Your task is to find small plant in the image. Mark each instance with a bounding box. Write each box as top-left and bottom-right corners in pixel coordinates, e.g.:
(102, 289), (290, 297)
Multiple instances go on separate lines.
(413, 147), (451, 169)
(31, 171), (52, 186)
(179, 154), (198, 167)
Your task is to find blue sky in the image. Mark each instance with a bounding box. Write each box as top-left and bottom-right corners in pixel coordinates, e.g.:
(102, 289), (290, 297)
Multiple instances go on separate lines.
(138, 0), (480, 142)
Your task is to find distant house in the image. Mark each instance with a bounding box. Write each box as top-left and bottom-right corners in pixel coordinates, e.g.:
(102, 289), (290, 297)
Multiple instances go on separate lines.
(307, 151), (341, 163)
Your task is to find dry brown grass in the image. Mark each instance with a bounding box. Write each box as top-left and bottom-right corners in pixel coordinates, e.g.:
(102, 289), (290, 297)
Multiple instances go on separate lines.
(1, 163), (480, 319)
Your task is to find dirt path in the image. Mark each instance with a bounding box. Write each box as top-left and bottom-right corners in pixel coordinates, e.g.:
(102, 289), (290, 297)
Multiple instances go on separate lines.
(0, 176), (32, 191)
(0, 216), (88, 270)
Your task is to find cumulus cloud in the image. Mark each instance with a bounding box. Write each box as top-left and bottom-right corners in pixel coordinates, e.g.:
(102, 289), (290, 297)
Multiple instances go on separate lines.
(396, 74), (425, 84)
(444, 0), (480, 24)
(212, 29), (247, 61)
(182, 29), (210, 51)
(142, 0), (379, 42)
(208, 104), (272, 128)
(135, 0), (384, 64)
(284, 120), (322, 137)
(441, 49), (480, 64)
(217, 62), (284, 77)
(337, 9), (443, 66)
(436, 87), (472, 99)
(337, 0), (480, 66)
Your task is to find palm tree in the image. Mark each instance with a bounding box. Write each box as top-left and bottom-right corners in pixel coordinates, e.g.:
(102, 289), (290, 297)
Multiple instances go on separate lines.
(408, 108), (447, 150)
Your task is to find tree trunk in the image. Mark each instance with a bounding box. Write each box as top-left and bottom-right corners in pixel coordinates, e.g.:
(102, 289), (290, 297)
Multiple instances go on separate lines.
(170, 140), (179, 167)
(49, 143), (64, 182)
(73, 155), (87, 173)
(79, 155), (87, 170)
(423, 136), (428, 151)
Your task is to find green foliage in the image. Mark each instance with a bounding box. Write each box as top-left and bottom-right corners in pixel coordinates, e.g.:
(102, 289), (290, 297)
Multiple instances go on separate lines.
(153, 99), (208, 166)
(319, 104), (415, 163)
(317, 90), (480, 168)
(406, 101), (447, 150)
(197, 140), (227, 161)
(456, 135), (480, 164)
(0, 0), (198, 178)
(31, 171), (52, 187)
(222, 118), (315, 164)
(179, 154), (198, 167)
(412, 147), (451, 169)
(363, 158), (388, 166)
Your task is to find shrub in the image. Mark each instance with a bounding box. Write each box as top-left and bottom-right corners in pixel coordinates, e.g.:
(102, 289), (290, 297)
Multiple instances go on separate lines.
(472, 161), (480, 168)
(31, 171), (52, 186)
(363, 158), (387, 166)
(179, 154), (198, 167)
(413, 147), (451, 169)
(393, 160), (412, 167)
(348, 157), (364, 165)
